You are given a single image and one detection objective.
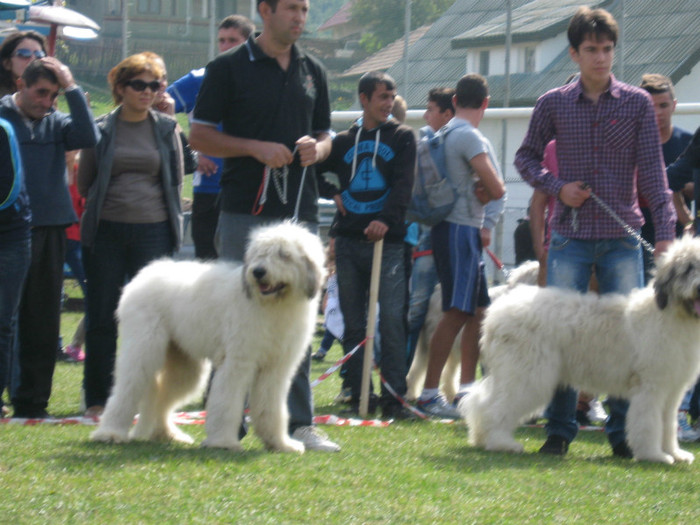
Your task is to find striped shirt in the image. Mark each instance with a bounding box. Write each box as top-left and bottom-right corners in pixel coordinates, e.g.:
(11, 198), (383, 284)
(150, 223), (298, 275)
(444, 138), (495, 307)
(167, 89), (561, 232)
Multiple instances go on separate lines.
(515, 75), (676, 241)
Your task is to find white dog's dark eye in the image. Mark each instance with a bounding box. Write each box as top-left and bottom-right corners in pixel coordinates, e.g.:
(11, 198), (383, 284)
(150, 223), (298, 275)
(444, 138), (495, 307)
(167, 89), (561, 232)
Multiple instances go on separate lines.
(278, 248), (292, 261)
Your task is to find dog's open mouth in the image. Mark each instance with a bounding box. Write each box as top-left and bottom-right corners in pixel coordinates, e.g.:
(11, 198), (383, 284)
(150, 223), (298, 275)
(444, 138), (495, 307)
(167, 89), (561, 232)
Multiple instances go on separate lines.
(258, 282), (286, 295)
(694, 299), (700, 317)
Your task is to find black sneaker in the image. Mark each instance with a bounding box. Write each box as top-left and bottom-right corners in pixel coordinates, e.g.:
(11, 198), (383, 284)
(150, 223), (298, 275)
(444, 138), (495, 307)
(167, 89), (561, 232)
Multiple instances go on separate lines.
(612, 441), (633, 459)
(382, 404), (419, 421)
(539, 434), (570, 456)
(12, 408), (51, 419)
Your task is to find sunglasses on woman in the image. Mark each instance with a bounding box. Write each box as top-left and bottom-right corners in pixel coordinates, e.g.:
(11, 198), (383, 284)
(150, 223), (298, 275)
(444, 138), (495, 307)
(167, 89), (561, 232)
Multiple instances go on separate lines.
(13, 48), (46, 60)
(125, 79), (162, 92)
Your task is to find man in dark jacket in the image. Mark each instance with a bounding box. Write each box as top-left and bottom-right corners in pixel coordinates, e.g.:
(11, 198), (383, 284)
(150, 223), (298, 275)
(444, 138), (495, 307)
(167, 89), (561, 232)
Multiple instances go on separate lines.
(318, 71), (416, 419)
(0, 58), (98, 418)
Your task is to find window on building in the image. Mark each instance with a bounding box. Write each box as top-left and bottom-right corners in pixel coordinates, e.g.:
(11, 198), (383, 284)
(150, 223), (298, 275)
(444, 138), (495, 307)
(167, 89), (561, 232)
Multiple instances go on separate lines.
(523, 46), (536, 73)
(479, 50), (489, 76)
(137, 0), (161, 14)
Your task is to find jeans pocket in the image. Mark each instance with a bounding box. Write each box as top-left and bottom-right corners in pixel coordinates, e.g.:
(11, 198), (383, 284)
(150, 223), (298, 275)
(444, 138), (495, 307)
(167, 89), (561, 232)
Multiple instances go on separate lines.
(549, 231), (570, 251)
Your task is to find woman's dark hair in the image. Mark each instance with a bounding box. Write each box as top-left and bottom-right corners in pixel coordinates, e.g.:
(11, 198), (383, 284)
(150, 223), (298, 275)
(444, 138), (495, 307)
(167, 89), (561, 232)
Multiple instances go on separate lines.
(0, 31), (47, 95)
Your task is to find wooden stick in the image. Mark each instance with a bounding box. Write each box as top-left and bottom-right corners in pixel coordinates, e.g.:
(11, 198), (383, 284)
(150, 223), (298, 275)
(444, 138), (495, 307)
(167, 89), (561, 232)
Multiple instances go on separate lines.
(359, 239), (383, 418)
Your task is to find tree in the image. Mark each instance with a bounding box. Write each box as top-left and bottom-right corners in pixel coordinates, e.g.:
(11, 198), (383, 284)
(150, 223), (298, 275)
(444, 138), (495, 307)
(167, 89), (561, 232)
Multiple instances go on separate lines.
(351, 0), (455, 52)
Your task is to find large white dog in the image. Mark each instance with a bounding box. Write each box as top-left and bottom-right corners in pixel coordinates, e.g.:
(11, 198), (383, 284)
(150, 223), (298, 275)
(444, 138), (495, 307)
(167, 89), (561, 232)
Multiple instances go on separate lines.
(91, 221), (325, 453)
(462, 236), (700, 464)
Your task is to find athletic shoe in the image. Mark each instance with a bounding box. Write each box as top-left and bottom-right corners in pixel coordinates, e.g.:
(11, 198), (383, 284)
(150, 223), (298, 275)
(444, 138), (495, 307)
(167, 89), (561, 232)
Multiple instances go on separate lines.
(382, 404), (419, 421)
(452, 387), (474, 410)
(291, 426), (340, 452)
(612, 440), (633, 459)
(63, 344), (85, 362)
(84, 405), (104, 419)
(311, 349), (327, 362)
(677, 410), (700, 442)
(587, 398), (608, 424)
(333, 387), (352, 404)
(417, 394), (462, 419)
(539, 434), (569, 456)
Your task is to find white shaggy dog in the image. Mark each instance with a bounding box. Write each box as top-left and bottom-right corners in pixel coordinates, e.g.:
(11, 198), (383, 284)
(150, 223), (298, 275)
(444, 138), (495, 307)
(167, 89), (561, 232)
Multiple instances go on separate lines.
(406, 260), (539, 401)
(462, 236), (700, 464)
(91, 221), (325, 453)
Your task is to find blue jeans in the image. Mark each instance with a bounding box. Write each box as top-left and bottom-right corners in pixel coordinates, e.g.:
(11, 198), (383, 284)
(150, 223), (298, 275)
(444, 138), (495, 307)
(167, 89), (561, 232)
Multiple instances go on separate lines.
(405, 252), (438, 367)
(335, 237), (407, 409)
(545, 231), (643, 447)
(65, 238), (87, 297)
(82, 220), (173, 408)
(0, 233), (31, 409)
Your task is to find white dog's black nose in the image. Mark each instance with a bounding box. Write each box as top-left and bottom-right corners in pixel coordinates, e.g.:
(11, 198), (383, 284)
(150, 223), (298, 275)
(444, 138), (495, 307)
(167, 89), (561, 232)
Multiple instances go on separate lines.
(253, 267), (266, 280)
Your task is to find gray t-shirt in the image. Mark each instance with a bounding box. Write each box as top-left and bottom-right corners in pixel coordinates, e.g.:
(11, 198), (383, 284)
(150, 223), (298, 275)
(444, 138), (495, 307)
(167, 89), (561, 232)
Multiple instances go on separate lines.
(443, 117), (502, 228)
(100, 118), (166, 223)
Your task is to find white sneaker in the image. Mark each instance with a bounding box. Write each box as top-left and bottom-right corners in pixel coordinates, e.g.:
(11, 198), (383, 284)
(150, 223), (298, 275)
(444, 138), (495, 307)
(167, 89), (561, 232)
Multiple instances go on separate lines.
(291, 426), (341, 452)
(677, 411), (700, 442)
(587, 398), (608, 424)
(417, 394), (462, 419)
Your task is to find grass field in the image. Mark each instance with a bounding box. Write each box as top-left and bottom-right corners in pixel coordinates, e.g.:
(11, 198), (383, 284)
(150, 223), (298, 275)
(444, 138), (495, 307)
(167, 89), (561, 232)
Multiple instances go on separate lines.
(1, 301), (700, 524)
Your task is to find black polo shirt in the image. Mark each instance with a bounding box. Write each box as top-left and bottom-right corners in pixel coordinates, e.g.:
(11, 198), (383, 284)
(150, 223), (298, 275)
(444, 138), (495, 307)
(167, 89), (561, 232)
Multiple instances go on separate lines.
(193, 36), (331, 222)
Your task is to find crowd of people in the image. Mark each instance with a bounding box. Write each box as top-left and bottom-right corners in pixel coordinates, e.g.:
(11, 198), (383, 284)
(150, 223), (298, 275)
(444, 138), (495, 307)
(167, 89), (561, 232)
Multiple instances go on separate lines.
(2, 0), (700, 456)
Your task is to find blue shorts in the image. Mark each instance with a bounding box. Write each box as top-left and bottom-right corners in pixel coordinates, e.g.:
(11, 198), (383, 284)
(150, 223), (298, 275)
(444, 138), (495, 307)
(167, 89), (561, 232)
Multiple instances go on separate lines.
(431, 222), (489, 314)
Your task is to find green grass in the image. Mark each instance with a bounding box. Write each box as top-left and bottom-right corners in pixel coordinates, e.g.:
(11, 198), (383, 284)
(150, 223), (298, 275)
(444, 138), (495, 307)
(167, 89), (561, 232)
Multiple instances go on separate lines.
(2, 298), (700, 524)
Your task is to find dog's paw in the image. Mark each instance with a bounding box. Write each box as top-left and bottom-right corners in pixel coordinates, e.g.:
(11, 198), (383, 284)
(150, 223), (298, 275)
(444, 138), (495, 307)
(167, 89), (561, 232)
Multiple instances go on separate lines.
(484, 437), (524, 454)
(671, 448), (694, 464)
(146, 427), (195, 445)
(634, 451), (675, 464)
(201, 437), (244, 452)
(91, 428), (129, 444)
(273, 437), (305, 454)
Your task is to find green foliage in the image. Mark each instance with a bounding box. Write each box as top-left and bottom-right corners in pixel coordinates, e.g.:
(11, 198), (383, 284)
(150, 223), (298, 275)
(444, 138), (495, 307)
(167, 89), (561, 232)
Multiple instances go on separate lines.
(351, 0), (454, 50)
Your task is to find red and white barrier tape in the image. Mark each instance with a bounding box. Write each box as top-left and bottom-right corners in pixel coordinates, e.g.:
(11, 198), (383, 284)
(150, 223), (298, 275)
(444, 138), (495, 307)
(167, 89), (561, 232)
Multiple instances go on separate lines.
(309, 339), (364, 388)
(0, 411), (390, 428)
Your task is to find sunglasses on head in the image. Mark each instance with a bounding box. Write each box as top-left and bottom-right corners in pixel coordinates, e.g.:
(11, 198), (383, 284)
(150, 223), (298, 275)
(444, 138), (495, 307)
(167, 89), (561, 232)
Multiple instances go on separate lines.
(124, 79), (161, 92)
(13, 48), (46, 60)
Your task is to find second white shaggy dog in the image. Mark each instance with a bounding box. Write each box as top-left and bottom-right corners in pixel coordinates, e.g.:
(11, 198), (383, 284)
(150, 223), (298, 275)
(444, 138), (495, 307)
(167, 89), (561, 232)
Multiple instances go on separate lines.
(462, 236), (700, 464)
(91, 221), (325, 453)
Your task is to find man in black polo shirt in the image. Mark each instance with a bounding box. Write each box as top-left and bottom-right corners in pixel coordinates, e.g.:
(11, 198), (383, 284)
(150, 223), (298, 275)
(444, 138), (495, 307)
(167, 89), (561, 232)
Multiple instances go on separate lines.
(190, 0), (338, 452)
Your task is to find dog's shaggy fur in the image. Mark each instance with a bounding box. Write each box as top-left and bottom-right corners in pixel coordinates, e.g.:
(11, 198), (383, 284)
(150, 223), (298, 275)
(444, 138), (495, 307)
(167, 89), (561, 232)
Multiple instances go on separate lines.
(462, 236), (700, 464)
(406, 260), (539, 401)
(91, 221), (325, 453)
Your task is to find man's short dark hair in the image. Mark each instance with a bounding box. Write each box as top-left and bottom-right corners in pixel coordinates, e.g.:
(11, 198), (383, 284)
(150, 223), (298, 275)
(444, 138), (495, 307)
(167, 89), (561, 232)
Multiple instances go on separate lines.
(218, 15), (255, 39)
(358, 71), (396, 100)
(567, 6), (618, 51)
(428, 87), (455, 113)
(257, 0), (279, 12)
(21, 60), (58, 89)
(455, 74), (488, 109)
(640, 73), (676, 100)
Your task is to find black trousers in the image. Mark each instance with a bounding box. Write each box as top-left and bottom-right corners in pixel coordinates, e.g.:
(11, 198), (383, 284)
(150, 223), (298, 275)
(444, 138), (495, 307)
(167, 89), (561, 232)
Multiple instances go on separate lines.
(12, 226), (66, 414)
(192, 192), (219, 260)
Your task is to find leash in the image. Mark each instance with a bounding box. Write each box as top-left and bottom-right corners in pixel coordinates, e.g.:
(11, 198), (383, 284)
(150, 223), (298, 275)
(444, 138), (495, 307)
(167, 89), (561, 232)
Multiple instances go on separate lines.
(577, 184), (655, 256)
(252, 144), (308, 222)
(485, 248), (511, 280)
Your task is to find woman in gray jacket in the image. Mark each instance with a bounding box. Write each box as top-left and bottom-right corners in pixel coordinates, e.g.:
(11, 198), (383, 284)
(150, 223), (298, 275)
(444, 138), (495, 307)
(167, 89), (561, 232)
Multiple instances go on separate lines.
(78, 52), (183, 418)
